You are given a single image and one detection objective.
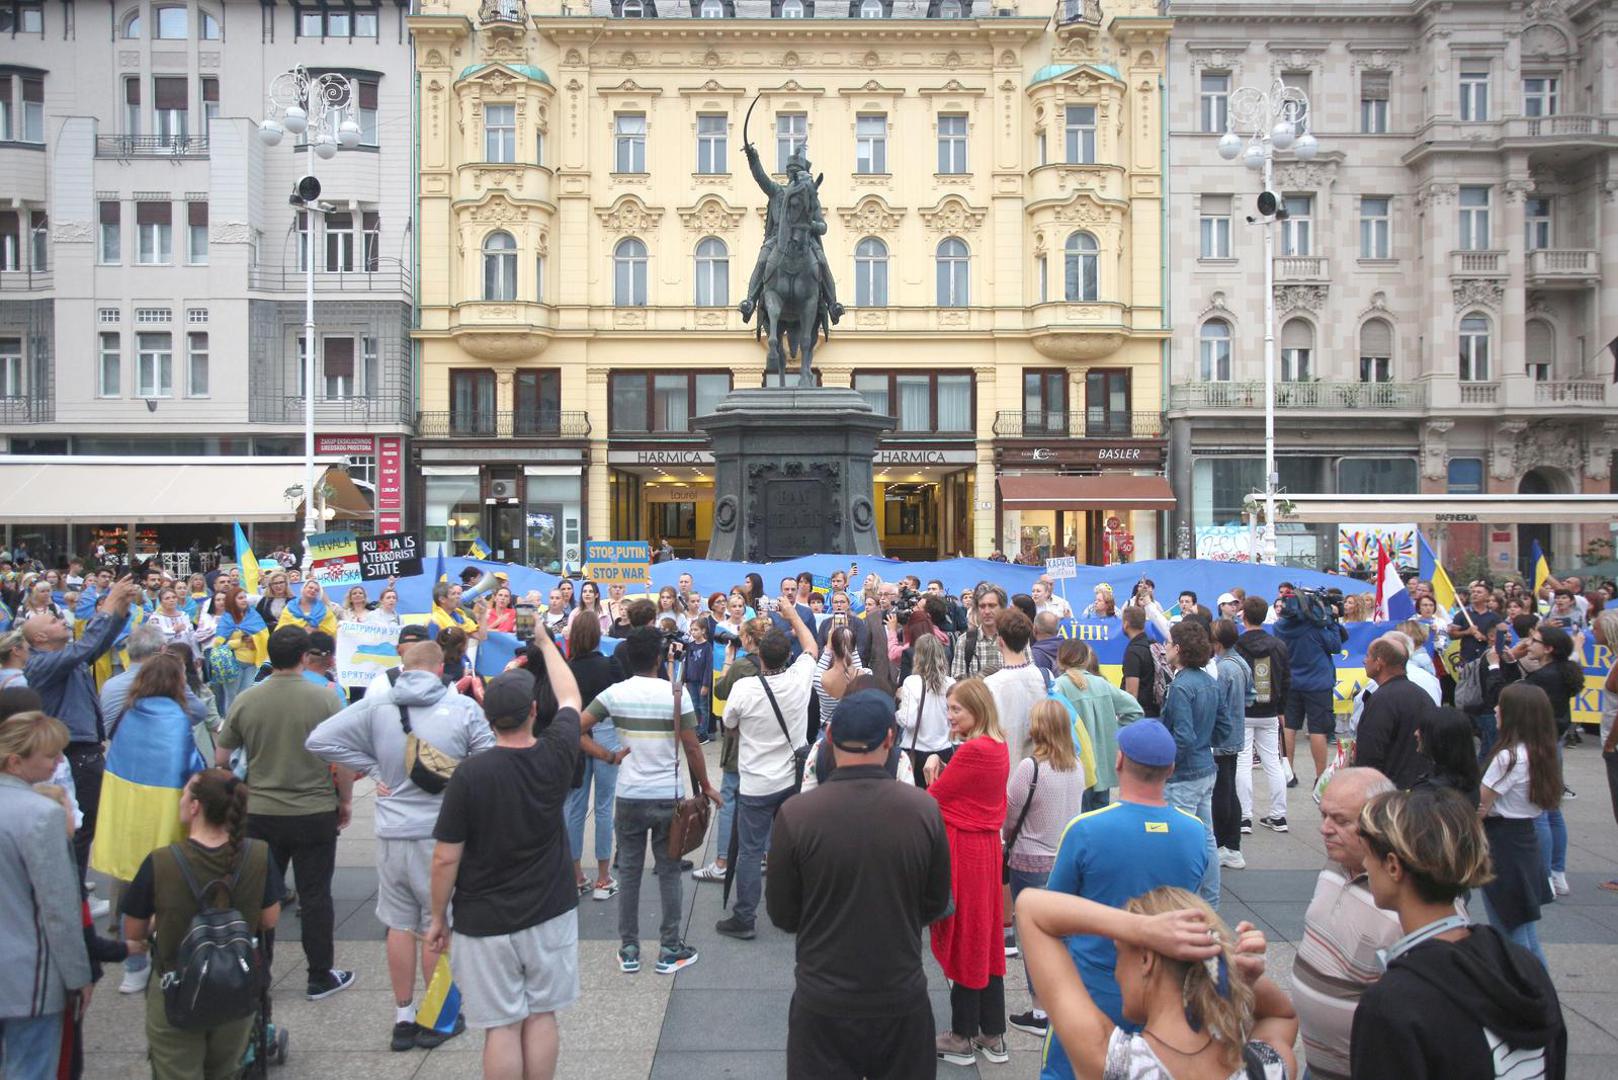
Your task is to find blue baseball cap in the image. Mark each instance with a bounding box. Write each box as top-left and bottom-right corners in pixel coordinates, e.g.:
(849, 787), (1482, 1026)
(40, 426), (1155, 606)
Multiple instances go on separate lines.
(830, 689), (895, 752)
(1117, 720), (1176, 768)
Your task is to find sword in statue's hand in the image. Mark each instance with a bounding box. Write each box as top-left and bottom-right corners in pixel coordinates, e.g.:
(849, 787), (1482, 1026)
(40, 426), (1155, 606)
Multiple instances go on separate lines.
(741, 92), (760, 155)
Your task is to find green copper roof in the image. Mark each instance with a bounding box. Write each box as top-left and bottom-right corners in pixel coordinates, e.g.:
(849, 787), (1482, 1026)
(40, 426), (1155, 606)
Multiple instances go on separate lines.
(1028, 61), (1123, 87)
(458, 62), (551, 85)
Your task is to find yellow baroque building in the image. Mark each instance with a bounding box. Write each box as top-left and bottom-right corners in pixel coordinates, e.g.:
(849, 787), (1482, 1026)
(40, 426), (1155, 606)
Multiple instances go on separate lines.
(408, 0), (1171, 569)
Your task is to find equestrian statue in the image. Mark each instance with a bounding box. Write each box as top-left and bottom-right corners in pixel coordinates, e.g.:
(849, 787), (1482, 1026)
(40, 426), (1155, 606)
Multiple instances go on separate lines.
(736, 99), (844, 387)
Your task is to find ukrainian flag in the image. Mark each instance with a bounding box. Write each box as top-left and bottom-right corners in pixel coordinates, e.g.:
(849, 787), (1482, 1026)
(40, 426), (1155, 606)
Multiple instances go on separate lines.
(351, 642), (399, 667)
(1531, 540), (1551, 613)
(91, 697), (207, 882)
(234, 522), (260, 596)
(417, 955), (462, 1035)
(466, 536), (491, 561)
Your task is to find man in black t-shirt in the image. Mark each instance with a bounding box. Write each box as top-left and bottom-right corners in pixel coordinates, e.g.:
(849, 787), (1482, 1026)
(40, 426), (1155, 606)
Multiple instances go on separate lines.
(427, 632), (582, 1078)
(1119, 606), (1162, 718)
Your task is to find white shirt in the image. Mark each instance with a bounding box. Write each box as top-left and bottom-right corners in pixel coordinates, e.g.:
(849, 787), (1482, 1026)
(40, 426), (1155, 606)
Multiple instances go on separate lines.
(1406, 662), (1442, 706)
(1036, 596), (1072, 620)
(1482, 744), (1540, 819)
(896, 673), (954, 753)
(985, 660), (1048, 767)
(724, 651), (816, 797)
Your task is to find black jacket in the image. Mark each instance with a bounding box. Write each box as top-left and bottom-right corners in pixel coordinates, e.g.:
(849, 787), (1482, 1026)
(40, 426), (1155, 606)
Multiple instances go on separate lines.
(766, 764), (952, 1016)
(1351, 924), (1565, 1080)
(1354, 675), (1434, 789)
(1234, 628), (1291, 718)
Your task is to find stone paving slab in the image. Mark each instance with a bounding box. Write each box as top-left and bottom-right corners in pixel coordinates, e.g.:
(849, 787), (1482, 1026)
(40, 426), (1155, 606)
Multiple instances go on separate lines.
(79, 740), (1618, 1079)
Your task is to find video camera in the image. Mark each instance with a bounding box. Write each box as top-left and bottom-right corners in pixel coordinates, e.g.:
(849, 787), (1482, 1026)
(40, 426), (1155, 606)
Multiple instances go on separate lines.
(893, 585), (923, 623)
(1281, 586), (1345, 629)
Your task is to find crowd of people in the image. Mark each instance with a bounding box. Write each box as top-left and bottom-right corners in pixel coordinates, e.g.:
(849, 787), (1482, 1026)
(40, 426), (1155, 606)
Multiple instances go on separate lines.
(0, 550), (1612, 1080)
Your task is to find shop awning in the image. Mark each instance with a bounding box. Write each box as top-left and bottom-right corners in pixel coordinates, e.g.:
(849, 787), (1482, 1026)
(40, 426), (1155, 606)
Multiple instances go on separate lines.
(1278, 493), (1618, 525)
(0, 457), (344, 525)
(999, 475), (1176, 511)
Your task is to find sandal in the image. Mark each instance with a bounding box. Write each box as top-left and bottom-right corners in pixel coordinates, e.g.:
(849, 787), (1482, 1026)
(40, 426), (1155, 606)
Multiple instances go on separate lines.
(592, 878), (620, 901)
(576, 880), (591, 897)
(1600, 880), (1618, 893)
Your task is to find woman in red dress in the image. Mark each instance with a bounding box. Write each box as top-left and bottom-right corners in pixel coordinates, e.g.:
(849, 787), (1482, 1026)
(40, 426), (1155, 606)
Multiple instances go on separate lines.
(923, 675), (1011, 1066)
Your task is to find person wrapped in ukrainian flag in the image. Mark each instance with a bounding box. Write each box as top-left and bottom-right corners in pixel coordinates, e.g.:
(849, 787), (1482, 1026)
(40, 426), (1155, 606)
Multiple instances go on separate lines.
(277, 578), (339, 636)
(428, 581), (486, 640)
(214, 587), (269, 710)
(92, 653), (208, 883)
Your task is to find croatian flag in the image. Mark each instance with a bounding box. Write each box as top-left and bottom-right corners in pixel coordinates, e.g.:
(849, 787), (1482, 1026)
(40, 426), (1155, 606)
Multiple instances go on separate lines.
(1374, 540), (1415, 622)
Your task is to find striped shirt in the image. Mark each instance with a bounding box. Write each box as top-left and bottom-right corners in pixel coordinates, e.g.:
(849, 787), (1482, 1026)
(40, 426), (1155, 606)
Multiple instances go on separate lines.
(1292, 866), (1402, 1080)
(586, 675), (696, 801)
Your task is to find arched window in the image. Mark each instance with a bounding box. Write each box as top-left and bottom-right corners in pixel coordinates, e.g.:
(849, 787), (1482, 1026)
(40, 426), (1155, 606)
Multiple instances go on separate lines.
(482, 231), (517, 301)
(854, 237), (888, 306)
(120, 9), (141, 37)
(154, 5), (187, 37)
(614, 237), (648, 307)
(780, 0), (804, 14)
(694, 237), (728, 307)
(1064, 232), (1098, 302)
(1199, 319), (1231, 381)
(200, 10), (221, 38)
(936, 237), (969, 307)
(1358, 318), (1392, 383)
(860, 0), (884, 16)
(700, 0), (724, 15)
(1525, 318), (1554, 381)
(620, 0), (645, 15)
(1280, 317), (1313, 382)
(1459, 314), (1491, 382)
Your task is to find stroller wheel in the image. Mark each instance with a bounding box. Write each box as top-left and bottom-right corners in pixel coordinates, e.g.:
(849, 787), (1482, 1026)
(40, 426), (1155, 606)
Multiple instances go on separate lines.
(272, 1026), (289, 1065)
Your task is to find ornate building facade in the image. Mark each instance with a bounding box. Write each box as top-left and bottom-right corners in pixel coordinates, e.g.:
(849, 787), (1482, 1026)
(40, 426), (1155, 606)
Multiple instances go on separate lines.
(408, 0), (1173, 566)
(1165, 0), (1618, 574)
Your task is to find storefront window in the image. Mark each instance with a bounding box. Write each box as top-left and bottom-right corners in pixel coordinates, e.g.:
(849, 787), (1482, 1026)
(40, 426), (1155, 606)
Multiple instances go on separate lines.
(1337, 457), (1416, 494)
(1447, 457), (1483, 494)
(524, 472), (581, 574)
(1192, 456), (1324, 527)
(425, 472), (481, 553)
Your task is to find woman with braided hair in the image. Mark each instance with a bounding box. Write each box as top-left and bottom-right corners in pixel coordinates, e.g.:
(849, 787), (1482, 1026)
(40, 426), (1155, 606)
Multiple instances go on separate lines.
(120, 769), (283, 1080)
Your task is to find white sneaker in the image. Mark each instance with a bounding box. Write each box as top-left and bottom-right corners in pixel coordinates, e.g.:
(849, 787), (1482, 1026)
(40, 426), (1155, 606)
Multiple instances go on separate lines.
(119, 963), (151, 994)
(89, 897), (111, 919)
(1219, 848), (1246, 870)
(1551, 871), (1569, 896)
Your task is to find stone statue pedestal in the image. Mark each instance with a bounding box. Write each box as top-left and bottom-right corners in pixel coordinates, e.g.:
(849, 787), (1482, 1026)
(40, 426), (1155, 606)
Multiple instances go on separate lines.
(696, 387), (894, 562)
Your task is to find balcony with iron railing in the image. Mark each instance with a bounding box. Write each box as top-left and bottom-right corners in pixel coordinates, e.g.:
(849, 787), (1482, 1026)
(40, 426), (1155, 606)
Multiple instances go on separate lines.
(992, 410), (1163, 439)
(0, 395), (54, 424)
(416, 410), (592, 439)
(248, 258), (412, 296)
(1525, 248), (1600, 287)
(1169, 381), (1427, 412)
(248, 394), (413, 427)
(0, 268), (51, 292)
(95, 134), (209, 159)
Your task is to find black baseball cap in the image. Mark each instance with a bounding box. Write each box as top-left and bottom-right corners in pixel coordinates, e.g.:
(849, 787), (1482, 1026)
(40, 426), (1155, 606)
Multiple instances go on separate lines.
(830, 689), (895, 753)
(483, 670), (535, 728)
(398, 623), (432, 644)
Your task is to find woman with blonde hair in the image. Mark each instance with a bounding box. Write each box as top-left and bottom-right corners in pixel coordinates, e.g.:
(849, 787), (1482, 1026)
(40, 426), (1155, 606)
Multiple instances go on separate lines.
(1004, 698), (1090, 1038)
(1017, 885), (1295, 1079)
(926, 677), (1012, 1066)
(253, 570), (291, 626)
(1054, 638), (1142, 811)
(0, 628), (31, 691)
(897, 632), (955, 789)
(337, 585), (370, 623)
(1353, 786), (1564, 1078)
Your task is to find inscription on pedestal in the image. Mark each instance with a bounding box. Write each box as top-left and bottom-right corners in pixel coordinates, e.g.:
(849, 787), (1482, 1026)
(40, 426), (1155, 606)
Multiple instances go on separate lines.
(762, 479), (830, 558)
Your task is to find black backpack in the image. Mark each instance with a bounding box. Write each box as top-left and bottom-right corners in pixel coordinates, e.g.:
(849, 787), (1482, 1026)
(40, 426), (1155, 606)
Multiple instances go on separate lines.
(160, 842), (266, 1031)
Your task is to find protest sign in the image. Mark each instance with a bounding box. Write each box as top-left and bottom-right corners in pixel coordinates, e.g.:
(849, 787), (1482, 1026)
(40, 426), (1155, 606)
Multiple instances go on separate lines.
(1044, 556), (1077, 580)
(309, 531), (361, 588)
(584, 541), (652, 586)
(335, 621), (402, 688)
(359, 532), (423, 580)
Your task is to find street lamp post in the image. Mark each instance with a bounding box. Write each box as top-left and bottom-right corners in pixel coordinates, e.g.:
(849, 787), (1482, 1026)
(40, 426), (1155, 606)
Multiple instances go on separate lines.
(1216, 78), (1318, 566)
(258, 65), (362, 574)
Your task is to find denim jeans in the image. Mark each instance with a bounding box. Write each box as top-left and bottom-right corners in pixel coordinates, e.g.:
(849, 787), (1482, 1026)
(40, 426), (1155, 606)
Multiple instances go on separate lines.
(1164, 771), (1220, 910)
(689, 686), (712, 739)
(1534, 744), (1567, 876)
(1481, 889), (1547, 968)
(733, 786), (794, 927)
(1008, 867), (1049, 1002)
(0, 1013), (64, 1080)
(1473, 709), (1498, 765)
(714, 770), (740, 864)
(1081, 787), (1111, 813)
(566, 752), (621, 865)
(615, 797), (683, 949)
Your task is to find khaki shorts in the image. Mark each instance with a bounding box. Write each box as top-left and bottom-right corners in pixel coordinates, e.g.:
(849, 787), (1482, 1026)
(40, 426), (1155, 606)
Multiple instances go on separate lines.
(376, 837), (435, 934)
(450, 909), (580, 1030)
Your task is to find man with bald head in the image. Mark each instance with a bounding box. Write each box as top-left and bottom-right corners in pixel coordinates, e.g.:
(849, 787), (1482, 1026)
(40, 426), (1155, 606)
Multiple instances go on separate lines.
(307, 639), (494, 1048)
(1293, 767), (1412, 1080)
(1353, 635), (1435, 789)
(23, 574), (141, 875)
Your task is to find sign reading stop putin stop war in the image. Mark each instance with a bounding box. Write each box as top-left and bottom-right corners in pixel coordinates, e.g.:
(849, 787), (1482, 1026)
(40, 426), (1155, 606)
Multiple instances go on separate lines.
(584, 541), (652, 586)
(358, 532), (423, 581)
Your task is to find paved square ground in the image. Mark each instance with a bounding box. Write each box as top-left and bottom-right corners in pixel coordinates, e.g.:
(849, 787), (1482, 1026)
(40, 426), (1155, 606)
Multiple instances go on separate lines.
(82, 740), (1618, 1079)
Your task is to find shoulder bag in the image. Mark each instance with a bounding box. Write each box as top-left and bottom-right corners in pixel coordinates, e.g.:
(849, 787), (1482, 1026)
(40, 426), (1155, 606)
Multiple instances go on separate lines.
(759, 671), (810, 793)
(666, 657), (711, 860)
(1002, 759), (1039, 885)
(399, 705), (459, 796)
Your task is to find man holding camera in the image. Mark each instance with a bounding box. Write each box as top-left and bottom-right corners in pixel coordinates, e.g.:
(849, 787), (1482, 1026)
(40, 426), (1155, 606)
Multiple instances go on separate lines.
(716, 604), (819, 941)
(1275, 589), (1348, 798)
(816, 591), (871, 657)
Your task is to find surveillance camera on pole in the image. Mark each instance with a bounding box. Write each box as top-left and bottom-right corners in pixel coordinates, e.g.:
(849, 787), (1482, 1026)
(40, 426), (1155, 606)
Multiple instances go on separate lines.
(290, 175), (322, 207)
